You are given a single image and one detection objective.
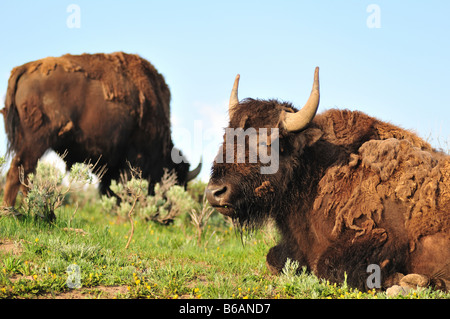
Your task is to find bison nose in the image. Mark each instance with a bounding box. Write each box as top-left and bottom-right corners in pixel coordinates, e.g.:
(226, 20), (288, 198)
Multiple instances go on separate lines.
(205, 184), (229, 206)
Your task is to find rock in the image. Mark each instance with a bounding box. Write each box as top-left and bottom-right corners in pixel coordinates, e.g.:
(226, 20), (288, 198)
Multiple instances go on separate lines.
(386, 285), (411, 297)
(400, 274), (429, 288)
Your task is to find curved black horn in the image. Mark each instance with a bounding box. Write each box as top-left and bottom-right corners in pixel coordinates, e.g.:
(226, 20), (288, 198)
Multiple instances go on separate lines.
(187, 158), (202, 181)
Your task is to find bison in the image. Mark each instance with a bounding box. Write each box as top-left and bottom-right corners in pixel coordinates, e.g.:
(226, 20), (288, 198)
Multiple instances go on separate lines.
(2, 52), (201, 207)
(206, 67), (450, 291)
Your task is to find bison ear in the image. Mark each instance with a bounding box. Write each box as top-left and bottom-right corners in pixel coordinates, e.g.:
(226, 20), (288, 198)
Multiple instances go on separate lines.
(294, 127), (323, 149)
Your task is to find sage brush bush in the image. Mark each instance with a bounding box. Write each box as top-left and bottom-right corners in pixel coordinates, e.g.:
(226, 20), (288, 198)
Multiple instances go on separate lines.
(189, 195), (215, 246)
(101, 169), (199, 225)
(20, 160), (95, 222)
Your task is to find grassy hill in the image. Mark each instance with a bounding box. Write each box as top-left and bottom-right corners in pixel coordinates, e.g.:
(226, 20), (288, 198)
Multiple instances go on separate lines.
(0, 161), (449, 299)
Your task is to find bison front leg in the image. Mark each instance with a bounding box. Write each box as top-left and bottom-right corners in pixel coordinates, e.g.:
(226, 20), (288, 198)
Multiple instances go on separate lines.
(408, 233), (450, 291)
(315, 230), (392, 291)
(3, 156), (25, 208)
(266, 241), (309, 275)
(3, 151), (44, 208)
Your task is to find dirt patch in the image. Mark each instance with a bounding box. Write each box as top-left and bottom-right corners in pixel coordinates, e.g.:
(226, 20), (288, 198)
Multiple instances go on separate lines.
(186, 275), (209, 290)
(0, 239), (23, 256)
(9, 274), (34, 283)
(38, 285), (129, 299)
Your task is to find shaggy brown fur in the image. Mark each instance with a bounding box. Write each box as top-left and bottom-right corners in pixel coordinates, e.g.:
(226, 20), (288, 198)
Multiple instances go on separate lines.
(314, 138), (450, 245)
(2, 52), (197, 207)
(5, 52), (171, 150)
(207, 97), (450, 290)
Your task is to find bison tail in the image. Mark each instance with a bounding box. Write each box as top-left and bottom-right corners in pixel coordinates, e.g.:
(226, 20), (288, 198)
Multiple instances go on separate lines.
(3, 65), (27, 156)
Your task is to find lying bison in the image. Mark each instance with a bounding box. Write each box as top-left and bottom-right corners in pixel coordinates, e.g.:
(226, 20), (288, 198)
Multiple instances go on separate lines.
(206, 67), (449, 291)
(2, 52), (200, 207)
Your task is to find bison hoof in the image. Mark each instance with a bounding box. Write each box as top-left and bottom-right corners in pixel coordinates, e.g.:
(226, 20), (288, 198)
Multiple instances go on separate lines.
(386, 273), (432, 297)
(400, 274), (430, 289)
(266, 260), (281, 275)
(266, 245), (292, 275)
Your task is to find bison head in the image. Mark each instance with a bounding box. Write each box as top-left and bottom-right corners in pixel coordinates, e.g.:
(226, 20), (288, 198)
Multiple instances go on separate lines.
(206, 68), (323, 229)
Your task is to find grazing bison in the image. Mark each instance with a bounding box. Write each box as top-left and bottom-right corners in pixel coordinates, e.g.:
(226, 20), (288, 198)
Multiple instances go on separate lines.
(206, 67), (450, 291)
(2, 52), (201, 207)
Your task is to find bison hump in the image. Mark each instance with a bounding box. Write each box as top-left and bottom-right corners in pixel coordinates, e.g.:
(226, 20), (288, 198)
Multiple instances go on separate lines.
(22, 53), (170, 126)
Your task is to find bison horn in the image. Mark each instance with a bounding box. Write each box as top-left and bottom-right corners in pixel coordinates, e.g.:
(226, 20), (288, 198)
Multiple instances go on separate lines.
(228, 74), (240, 119)
(284, 67), (320, 132)
(187, 158), (202, 182)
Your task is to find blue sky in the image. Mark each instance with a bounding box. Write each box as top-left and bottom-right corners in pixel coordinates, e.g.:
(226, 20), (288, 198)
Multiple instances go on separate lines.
(1, 1), (449, 181)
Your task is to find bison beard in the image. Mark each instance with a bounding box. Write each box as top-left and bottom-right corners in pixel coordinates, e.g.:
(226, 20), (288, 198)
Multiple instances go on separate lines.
(207, 69), (450, 291)
(230, 177), (282, 233)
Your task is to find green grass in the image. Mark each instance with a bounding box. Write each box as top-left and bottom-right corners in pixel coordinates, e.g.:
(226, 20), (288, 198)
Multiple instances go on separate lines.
(0, 187), (449, 299)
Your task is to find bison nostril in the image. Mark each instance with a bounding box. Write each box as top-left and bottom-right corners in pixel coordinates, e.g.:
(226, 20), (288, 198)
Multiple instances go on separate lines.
(213, 186), (228, 199)
(206, 184), (230, 206)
